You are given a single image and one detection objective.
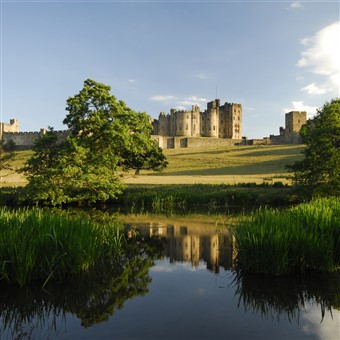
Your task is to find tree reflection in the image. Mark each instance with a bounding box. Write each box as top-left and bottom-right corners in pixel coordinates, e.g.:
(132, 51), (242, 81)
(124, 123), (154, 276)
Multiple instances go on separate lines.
(0, 235), (166, 339)
(232, 271), (340, 323)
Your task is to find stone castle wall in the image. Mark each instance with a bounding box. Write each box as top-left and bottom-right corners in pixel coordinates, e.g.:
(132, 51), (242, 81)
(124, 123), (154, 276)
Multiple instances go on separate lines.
(269, 111), (306, 145)
(1, 109), (306, 150)
(153, 99), (243, 141)
(1, 120), (71, 149)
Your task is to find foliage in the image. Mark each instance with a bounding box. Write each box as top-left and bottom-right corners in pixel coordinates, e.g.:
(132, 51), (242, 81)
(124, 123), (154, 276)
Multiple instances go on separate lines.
(233, 197), (340, 275)
(0, 233), (165, 337)
(0, 140), (15, 174)
(118, 183), (296, 214)
(289, 98), (340, 197)
(0, 207), (124, 286)
(63, 79), (167, 174)
(20, 79), (167, 205)
(233, 271), (340, 322)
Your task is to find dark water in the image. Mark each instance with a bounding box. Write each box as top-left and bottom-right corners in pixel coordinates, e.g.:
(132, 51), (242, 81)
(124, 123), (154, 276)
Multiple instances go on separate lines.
(0, 216), (339, 339)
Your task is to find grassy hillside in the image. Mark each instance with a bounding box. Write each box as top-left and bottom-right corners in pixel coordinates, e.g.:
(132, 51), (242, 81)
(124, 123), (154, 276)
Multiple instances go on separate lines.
(124, 144), (305, 185)
(0, 150), (33, 187)
(0, 145), (305, 187)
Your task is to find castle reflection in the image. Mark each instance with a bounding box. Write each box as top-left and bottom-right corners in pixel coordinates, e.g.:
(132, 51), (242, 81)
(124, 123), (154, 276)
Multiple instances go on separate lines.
(125, 222), (234, 273)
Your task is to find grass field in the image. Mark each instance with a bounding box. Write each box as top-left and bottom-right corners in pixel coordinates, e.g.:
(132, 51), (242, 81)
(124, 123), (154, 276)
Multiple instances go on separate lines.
(0, 145), (305, 187)
(124, 144), (305, 185)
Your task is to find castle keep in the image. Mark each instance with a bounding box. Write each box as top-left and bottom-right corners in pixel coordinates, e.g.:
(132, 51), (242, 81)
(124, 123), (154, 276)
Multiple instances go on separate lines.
(153, 99), (242, 139)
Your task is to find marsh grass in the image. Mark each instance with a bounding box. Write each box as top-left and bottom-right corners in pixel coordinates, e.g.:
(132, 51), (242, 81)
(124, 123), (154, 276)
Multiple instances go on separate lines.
(0, 207), (124, 286)
(233, 197), (340, 275)
(119, 183), (294, 214)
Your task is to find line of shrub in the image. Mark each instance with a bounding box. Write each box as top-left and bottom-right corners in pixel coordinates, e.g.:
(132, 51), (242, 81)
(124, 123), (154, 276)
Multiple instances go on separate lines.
(233, 197), (340, 275)
(117, 183), (298, 213)
(0, 207), (124, 286)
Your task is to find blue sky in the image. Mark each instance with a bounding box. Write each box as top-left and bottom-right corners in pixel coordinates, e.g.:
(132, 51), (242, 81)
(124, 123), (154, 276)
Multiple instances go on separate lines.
(1, 0), (339, 138)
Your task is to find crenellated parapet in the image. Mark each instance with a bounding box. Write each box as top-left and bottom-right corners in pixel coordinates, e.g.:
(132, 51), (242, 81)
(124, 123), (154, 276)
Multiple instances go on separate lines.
(0, 119), (72, 148)
(152, 99), (242, 141)
(270, 111), (306, 144)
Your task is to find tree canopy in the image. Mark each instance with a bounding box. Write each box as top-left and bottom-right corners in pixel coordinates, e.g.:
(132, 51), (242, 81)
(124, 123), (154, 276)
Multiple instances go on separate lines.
(21, 79), (167, 205)
(290, 98), (340, 197)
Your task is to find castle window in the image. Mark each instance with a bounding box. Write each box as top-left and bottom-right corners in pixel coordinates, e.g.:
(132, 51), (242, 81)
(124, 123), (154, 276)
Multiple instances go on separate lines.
(186, 124), (188, 130)
(213, 126), (216, 130)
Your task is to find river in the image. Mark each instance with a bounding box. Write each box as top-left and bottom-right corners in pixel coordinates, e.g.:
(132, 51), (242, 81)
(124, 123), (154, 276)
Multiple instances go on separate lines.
(0, 214), (339, 339)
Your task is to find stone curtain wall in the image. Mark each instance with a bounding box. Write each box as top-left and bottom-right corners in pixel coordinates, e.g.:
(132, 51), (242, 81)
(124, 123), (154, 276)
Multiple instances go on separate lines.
(1, 126), (72, 149)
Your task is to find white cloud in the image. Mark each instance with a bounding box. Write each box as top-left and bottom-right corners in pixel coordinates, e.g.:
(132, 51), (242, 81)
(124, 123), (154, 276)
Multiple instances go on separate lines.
(149, 95), (176, 102)
(174, 105), (186, 111)
(196, 72), (207, 79)
(283, 101), (319, 119)
(301, 83), (327, 95)
(297, 22), (340, 96)
(128, 79), (136, 83)
(178, 96), (208, 107)
(289, 1), (304, 10)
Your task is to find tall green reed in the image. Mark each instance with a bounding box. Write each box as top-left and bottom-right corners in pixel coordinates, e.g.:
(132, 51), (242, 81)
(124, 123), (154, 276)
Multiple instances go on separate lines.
(0, 207), (124, 286)
(233, 197), (340, 275)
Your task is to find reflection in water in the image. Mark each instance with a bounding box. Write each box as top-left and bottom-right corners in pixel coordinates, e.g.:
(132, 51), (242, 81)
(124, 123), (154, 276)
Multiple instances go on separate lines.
(0, 216), (339, 339)
(0, 234), (165, 339)
(126, 220), (340, 323)
(125, 220), (235, 273)
(232, 271), (340, 323)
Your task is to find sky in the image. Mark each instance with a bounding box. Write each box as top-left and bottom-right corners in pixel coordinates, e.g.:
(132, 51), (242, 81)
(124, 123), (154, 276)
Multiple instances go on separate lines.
(1, 0), (339, 139)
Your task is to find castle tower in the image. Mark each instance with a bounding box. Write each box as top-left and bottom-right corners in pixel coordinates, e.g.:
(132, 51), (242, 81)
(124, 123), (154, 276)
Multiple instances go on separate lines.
(216, 102), (242, 139)
(230, 103), (242, 139)
(0, 119), (19, 140)
(191, 105), (201, 137)
(285, 111), (306, 134)
(158, 112), (170, 136)
(202, 99), (219, 137)
(285, 111), (306, 144)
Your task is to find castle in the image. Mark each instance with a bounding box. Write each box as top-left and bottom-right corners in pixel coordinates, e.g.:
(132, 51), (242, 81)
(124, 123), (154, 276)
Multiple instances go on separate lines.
(0, 119), (71, 148)
(1, 99), (306, 149)
(153, 99), (242, 139)
(152, 99), (243, 148)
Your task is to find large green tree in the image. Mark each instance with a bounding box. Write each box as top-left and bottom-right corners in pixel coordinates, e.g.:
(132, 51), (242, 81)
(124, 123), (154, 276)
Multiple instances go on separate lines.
(290, 98), (340, 197)
(22, 79), (167, 205)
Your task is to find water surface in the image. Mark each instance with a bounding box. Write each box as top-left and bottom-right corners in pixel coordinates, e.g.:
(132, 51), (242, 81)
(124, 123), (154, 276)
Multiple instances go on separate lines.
(0, 215), (339, 339)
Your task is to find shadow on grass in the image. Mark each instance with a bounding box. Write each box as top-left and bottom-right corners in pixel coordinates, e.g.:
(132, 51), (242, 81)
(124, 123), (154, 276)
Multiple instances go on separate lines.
(145, 154), (301, 177)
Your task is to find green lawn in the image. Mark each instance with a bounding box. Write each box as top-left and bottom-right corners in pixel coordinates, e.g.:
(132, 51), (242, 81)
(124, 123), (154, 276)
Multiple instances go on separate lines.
(1, 145), (305, 187)
(124, 144), (305, 185)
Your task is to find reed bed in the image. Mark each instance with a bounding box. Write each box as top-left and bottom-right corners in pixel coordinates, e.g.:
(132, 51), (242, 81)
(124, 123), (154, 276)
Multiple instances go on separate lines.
(233, 197), (340, 275)
(119, 183), (294, 214)
(0, 207), (124, 286)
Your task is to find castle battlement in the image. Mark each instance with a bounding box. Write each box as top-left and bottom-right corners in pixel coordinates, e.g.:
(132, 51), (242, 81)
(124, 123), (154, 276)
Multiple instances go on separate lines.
(1, 121), (71, 148)
(153, 99), (242, 140)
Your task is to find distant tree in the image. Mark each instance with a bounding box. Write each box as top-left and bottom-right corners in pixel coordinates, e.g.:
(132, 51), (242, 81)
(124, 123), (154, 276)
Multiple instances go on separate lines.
(21, 79), (167, 205)
(289, 98), (340, 197)
(0, 140), (15, 174)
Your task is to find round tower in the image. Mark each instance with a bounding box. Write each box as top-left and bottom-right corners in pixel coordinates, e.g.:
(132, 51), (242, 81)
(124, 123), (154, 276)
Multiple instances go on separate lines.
(204, 100), (219, 137)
